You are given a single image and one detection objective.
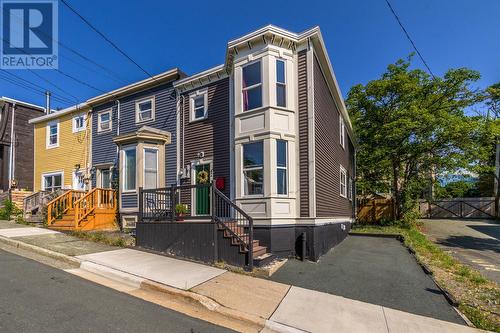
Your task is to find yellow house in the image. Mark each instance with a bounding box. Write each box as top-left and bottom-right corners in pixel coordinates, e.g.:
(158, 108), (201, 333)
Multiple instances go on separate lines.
(29, 103), (91, 192)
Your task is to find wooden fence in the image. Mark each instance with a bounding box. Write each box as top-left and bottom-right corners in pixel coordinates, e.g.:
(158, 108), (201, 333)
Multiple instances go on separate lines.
(357, 198), (395, 223)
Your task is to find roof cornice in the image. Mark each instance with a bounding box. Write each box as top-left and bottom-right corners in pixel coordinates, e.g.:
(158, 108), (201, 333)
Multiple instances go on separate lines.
(29, 103), (89, 124)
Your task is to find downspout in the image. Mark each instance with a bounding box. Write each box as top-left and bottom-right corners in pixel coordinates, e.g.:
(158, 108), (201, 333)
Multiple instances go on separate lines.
(8, 102), (16, 188)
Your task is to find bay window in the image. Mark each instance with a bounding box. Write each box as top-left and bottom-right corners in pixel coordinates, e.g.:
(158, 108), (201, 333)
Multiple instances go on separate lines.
(242, 61), (262, 111)
(123, 147), (136, 192)
(276, 140), (287, 195)
(144, 148), (158, 189)
(243, 141), (264, 195)
(276, 59), (286, 107)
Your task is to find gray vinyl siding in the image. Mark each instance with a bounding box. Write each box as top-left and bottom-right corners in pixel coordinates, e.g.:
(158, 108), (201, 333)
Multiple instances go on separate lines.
(297, 50), (309, 217)
(91, 82), (178, 207)
(179, 78), (230, 197)
(313, 55), (354, 217)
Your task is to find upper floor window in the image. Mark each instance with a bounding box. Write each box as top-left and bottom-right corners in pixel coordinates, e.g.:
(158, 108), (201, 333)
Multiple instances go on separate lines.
(243, 141), (264, 195)
(276, 140), (288, 195)
(339, 116), (345, 149)
(340, 165), (347, 198)
(73, 113), (86, 133)
(122, 146), (136, 192)
(136, 97), (155, 123)
(190, 90), (208, 121)
(98, 109), (112, 133)
(276, 59), (286, 107)
(46, 121), (59, 148)
(242, 61), (262, 111)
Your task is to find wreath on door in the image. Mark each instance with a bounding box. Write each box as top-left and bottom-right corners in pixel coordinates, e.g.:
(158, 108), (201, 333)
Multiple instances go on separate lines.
(197, 170), (209, 184)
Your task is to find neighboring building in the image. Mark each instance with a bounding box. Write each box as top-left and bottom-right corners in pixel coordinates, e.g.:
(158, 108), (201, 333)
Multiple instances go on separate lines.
(87, 69), (184, 228)
(29, 103), (91, 192)
(173, 25), (356, 260)
(0, 97), (45, 191)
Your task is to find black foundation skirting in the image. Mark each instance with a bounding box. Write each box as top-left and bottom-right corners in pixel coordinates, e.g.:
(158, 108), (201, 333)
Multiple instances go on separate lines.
(253, 221), (351, 261)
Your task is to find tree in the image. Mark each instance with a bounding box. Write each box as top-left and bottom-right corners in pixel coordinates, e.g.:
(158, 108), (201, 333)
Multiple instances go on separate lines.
(346, 56), (482, 219)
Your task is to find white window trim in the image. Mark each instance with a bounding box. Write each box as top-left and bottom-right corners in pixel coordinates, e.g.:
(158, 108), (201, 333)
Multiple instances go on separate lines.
(348, 177), (353, 201)
(276, 139), (288, 196)
(97, 109), (112, 133)
(340, 165), (347, 198)
(97, 167), (112, 189)
(242, 60), (263, 112)
(41, 171), (64, 191)
(122, 146), (137, 193)
(339, 116), (345, 149)
(135, 96), (155, 124)
(276, 59), (287, 108)
(72, 113), (87, 133)
(46, 120), (59, 149)
(143, 147), (159, 189)
(242, 141), (264, 197)
(189, 89), (208, 122)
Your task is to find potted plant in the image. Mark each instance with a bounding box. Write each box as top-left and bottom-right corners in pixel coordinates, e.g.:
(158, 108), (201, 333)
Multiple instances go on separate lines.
(175, 204), (187, 222)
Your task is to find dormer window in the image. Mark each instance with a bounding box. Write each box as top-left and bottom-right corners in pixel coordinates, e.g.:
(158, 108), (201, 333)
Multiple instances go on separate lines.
(242, 61), (262, 111)
(190, 90), (208, 122)
(136, 97), (155, 123)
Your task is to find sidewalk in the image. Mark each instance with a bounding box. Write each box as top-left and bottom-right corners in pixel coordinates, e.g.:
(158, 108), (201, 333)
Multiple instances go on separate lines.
(0, 221), (488, 333)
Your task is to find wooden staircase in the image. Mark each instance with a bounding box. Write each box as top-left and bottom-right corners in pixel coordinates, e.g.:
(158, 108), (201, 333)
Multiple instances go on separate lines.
(47, 188), (118, 231)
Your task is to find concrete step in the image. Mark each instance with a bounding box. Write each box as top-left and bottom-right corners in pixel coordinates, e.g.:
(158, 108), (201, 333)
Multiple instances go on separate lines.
(253, 253), (276, 268)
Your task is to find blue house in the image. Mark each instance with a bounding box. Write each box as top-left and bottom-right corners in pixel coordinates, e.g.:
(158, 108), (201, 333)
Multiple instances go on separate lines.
(87, 69), (184, 228)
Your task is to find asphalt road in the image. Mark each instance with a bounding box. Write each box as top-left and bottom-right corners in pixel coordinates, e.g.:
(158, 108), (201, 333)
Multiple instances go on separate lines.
(0, 249), (233, 333)
(270, 235), (465, 325)
(421, 218), (500, 284)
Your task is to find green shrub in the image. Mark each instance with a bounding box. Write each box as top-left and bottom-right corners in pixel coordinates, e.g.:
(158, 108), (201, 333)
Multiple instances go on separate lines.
(0, 199), (23, 220)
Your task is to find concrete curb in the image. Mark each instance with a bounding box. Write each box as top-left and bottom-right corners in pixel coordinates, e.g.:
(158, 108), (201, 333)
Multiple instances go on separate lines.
(0, 235), (81, 268)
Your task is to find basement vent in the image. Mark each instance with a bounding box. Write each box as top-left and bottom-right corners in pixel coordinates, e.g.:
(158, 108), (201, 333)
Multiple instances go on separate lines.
(122, 216), (137, 229)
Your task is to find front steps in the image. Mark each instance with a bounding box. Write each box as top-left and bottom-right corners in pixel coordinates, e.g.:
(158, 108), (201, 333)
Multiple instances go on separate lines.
(49, 208), (117, 231)
(218, 221), (275, 267)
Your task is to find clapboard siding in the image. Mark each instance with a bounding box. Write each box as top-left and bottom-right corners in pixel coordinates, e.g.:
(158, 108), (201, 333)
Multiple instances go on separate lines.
(297, 50), (309, 217)
(313, 56), (354, 217)
(179, 78), (230, 196)
(91, 82), (178, 192)
(122, 193), (138, 208)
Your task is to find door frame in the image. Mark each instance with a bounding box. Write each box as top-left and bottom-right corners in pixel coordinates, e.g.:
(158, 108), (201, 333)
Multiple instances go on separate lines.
(190, 159), (212, 216)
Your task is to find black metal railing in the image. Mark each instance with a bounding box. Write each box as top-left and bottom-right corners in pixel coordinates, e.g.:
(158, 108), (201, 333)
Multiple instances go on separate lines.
(139, 183), (254, 270)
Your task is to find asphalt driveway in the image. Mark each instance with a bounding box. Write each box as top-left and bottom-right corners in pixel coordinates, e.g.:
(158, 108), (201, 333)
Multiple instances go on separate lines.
(421, 218), (500, 284)
(269, 235), (465, 325)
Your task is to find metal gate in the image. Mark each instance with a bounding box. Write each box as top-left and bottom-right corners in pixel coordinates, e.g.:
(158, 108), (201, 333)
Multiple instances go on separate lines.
(419, 197), (496, 219)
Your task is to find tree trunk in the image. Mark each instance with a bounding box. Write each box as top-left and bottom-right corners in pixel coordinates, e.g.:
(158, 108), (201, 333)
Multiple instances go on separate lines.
(392, 161), (402, 220)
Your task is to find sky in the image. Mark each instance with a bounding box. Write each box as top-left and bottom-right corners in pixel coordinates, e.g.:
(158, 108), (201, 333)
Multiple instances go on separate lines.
(1, 0), (499, 110)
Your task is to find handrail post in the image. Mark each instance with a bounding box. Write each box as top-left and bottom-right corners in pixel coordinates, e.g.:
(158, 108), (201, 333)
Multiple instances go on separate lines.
(138, 187), (143, 223)
(170, 184), (176, 223)
(212, 183), (218, 262)
(248, 216), (253, 271)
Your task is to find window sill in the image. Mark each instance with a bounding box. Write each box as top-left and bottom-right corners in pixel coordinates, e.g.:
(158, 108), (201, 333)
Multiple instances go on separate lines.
(135, 118), (155, 125)
(97, 129), (112, 134)
(189, 116), (208, 124)
(122, 190), (137, 194)
(46, 144), (59, 149)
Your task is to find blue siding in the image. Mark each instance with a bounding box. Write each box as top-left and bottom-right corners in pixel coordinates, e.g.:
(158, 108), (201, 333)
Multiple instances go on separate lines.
(91, 82), (178, 208)
(122, 193), (138, 208)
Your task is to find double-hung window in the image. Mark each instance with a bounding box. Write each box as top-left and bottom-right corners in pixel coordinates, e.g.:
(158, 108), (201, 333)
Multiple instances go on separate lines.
(73, 114), (86, 133)
(340, 165), (347, 198)
(123, 147), (136, 192)
(144, 148), (158, 189)
(43, 173), (62, 191)
(190, 90), (208, 121)
(276, 59), (286, 107)
(348, 177), (353, 201)
(136, 98), (155, 123)
(98, 110), (112, 132)
(276, 140), (288, 195)
(242, 61), (262, 111)
(46, 121), (59, 148)
(243, 142), (264, 195)
(339, 116), (345, 149)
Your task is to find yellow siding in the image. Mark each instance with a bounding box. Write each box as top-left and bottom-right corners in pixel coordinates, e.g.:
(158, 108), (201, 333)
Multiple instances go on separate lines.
(34, 109), (91, 191)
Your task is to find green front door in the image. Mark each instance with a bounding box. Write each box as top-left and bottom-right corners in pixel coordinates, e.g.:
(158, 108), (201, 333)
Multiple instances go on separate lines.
(195, 164), (210, 215)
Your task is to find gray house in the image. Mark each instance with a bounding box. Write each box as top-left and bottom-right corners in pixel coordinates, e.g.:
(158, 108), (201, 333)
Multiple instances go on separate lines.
(88, 69), (184, 228)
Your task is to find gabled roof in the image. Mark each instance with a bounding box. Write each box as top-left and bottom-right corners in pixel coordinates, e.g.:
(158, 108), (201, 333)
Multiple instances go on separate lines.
(0, 96), (45, 111)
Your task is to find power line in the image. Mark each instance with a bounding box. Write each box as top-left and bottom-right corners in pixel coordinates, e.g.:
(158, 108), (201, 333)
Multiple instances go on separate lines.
(1, 69), (76, 104)
(61, 0), (155, 80)
(384, 0), (435, 79)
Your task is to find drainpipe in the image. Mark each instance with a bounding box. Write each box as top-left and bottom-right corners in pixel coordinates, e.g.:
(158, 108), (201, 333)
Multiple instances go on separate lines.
(8, 102), (16, 188)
